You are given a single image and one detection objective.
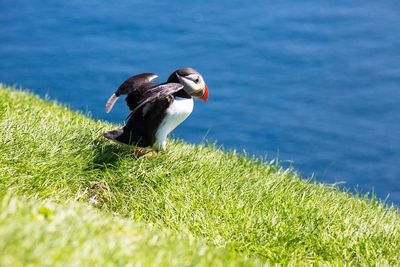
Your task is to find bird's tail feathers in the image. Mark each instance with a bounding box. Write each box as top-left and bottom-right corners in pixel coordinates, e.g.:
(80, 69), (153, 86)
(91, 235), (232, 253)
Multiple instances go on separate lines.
(102, 129), (126, 144)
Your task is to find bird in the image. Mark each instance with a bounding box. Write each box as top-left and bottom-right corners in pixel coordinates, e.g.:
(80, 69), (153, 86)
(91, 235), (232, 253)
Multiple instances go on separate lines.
(102, 67), (209, 153)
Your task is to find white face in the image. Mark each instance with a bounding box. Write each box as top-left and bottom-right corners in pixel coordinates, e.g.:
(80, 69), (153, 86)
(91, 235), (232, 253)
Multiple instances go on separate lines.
(177, 73), (206, 96)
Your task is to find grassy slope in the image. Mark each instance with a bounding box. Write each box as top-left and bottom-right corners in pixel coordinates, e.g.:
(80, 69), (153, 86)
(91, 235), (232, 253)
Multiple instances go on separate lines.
(0, 194), (256, 267)
(0, 84), (399, 265)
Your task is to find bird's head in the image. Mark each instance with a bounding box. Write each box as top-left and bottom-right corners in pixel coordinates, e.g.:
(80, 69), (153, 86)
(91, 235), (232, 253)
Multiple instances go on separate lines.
(171, 67), (209, 101)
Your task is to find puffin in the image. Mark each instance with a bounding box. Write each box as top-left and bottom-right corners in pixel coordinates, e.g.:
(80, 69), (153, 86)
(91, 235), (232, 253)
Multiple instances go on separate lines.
(103, 67), (209, 152)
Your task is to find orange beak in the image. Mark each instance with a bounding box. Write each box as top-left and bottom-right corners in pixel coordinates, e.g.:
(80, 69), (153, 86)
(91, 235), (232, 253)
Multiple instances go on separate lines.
(198, 84), (209, 101)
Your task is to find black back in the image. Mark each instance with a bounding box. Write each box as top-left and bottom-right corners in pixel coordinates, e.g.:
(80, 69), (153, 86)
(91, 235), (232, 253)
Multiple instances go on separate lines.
(119, 96), (173, 146)
(125, 82), (158, 111)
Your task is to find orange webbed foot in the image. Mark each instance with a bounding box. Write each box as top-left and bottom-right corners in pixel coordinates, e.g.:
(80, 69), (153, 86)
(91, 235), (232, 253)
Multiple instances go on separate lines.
(134, 147), (158, 158)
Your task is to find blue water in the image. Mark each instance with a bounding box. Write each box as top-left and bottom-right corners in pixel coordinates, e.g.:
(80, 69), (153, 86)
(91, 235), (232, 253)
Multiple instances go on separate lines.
(1, 1), (400, 204)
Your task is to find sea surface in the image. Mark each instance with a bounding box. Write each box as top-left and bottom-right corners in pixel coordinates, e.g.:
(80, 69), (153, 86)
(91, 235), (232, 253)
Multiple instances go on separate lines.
(1, 1), (399, 204)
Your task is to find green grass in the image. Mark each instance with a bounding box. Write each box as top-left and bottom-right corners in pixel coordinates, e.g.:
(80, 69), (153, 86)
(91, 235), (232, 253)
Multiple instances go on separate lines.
(1, 84), (400, 265)
(0, 194), (256, 266)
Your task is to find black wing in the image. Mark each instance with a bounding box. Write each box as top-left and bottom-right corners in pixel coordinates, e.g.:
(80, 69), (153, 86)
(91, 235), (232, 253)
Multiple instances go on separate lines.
(116, 73), (158, 96)
(105, 73), (158, 113)
(131, 83), (184, 114)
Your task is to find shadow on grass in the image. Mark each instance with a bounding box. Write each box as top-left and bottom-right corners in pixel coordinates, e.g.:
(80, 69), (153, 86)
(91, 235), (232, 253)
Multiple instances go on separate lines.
(91, 139), (137, 170)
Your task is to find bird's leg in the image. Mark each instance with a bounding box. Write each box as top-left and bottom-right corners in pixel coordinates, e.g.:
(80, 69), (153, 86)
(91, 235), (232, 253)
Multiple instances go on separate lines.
(134, 147), (145, 157)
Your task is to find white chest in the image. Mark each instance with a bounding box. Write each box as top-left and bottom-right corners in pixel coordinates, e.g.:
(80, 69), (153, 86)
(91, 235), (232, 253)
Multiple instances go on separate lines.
(154, 97), (194, 150)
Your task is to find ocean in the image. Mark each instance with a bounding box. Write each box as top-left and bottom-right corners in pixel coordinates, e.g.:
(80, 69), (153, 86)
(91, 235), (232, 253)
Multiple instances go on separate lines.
(1, 0), (399, 204)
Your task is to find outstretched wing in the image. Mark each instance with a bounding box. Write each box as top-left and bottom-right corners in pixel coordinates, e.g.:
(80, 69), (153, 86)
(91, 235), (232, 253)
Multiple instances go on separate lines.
(131, 83), (184, 114)
(116, 73), (158, 96)
(105, 73), (158, 113)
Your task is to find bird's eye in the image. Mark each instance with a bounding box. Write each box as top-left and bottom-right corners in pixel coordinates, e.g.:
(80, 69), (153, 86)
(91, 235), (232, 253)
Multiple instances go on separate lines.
(195, 78), (199, 83)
